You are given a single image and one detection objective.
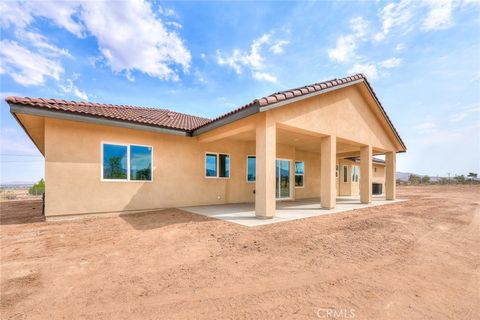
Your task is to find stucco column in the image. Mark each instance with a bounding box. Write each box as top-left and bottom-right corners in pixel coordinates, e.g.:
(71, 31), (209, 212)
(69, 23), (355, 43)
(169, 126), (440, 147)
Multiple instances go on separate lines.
(255, 114), (276, 218)
(385, 151), (396, 200)
(360, 145), (372, 204)
(321, 135), (336, 209)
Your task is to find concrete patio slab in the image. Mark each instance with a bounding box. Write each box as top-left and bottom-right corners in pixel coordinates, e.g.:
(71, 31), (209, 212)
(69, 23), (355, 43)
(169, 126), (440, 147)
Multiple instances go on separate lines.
(182, 196), (406, 227)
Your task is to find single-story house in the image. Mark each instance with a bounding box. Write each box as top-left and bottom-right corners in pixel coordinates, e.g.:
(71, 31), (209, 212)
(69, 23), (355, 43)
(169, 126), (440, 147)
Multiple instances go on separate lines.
(6, 73), (406, 219)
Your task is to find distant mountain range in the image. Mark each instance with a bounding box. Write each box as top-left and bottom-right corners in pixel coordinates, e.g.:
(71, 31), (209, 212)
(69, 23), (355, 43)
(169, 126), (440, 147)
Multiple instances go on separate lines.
(395, 172), (462, 182)
(0, 181), (36, 188)
(396, 172), (412, 182)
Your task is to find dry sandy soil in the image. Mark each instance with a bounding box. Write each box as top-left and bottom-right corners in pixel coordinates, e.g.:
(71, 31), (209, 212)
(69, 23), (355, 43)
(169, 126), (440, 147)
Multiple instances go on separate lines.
(0, 189), (41, 202)
(1, 186), (479, 319)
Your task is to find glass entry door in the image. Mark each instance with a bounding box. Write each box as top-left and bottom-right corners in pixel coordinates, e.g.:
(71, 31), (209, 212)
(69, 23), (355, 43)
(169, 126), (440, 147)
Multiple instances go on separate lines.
(276, 159), (291, 199)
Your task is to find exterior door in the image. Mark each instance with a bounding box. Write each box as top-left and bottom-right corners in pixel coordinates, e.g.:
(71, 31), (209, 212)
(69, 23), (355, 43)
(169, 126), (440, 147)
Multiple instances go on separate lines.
(276, 159), (291, 199)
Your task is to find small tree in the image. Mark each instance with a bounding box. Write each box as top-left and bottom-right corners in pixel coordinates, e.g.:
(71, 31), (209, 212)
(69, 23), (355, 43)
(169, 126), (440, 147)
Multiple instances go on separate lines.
(467, 172), (478, 183)
(421, 175), (430, 184)
(454, 175), (466, 184)
(28, 178), (45, 195)
(408, 174), (421, 185)
(439, 177), (448, 185)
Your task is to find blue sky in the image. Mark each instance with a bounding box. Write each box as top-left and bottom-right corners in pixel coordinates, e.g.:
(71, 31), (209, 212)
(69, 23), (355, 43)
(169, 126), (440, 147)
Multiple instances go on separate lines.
(1, 0), (479, 183)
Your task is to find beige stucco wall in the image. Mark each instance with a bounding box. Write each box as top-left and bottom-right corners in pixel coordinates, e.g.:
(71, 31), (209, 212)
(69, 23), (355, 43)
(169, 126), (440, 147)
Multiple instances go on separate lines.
(336, 159), (385, 196)
(43, 117), (328, 216)
(269, 86), (397, 152)
(44, 118), (255, 216)
(26, 83), (399, 216)
(294, 150), (321, 199)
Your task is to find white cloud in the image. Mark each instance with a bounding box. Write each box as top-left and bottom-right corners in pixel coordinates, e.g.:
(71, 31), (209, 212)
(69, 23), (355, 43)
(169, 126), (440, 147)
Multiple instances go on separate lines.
(217, 33), (286, 82)
(374, 0), (413, 41)
(450, 104), (480, 122)
(166, 21), (183, 29)
(373, 0), (475, 40)
(78, 1), (191, 81)
(328, 35), (357, 63)
(16, 30), (72, 57)
(0, 40), (63, 86)
(350, 16), (369, 39)
(348, 63), (378, 80)
(252, 71), (277, 83)
(379, 57), (402, 69)
(59, 79), (88, 100)
(0, 1), (32, 28)
(2, 1), (191, 82)
(269, 40), (289, 54)
(415, 121), (437, 131)
(422, 0), (454, 31)
(24, 1), (86, 38)
(158, 6), (177, 18)
(193, 69), (207, 84)
(328, 17), (369, 63)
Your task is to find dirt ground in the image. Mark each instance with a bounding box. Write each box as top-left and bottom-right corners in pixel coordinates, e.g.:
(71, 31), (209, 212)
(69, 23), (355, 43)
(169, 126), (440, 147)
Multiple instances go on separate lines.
(1, 186), (479, 319)
(0, 189), (42, 202)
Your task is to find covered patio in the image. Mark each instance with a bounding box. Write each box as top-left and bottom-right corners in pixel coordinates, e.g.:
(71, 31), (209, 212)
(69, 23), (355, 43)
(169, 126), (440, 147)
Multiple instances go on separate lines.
(194, 76), (405, 220)
(183, 196), (405, 227)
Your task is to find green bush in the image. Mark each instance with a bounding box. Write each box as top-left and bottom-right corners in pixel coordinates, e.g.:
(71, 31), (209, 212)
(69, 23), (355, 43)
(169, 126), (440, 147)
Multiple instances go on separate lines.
(29, 178), (45, 195)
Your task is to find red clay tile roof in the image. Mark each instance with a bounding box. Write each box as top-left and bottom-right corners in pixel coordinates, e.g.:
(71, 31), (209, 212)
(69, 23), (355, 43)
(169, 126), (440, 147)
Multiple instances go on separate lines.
(6, 73), (405, 150)
(202, 74), (366, 126)
(198, 73), (405, 151)
(6, 96), (210, 131)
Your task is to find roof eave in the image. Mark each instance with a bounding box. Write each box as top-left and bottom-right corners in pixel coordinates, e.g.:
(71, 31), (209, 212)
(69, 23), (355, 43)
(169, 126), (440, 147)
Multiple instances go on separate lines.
(192, 78), (406, 153)
(9, 110), (46, 157)
(192, 103), (260, 136)
(9, 103), (191, 137)
(360, 79), (407, 152)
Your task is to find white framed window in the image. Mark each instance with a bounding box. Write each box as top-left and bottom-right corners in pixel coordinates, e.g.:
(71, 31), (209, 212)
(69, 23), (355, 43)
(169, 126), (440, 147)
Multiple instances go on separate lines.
(295, 161), (305, 188)
(352, 166), (360, 182)
(336, 164), (339, 178)
(101, 142), (153, 182)
(343, 165), (348, 183)
(205, 152), (230, 178)
(246, 155), (256, 182)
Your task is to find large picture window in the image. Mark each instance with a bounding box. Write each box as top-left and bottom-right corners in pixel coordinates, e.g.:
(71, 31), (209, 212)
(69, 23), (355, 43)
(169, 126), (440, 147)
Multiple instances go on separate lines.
(102, 143), (152, 181)
(247, 156), (256, 182)
(205, 153), (230, 178)
(295, 161), (305, 187)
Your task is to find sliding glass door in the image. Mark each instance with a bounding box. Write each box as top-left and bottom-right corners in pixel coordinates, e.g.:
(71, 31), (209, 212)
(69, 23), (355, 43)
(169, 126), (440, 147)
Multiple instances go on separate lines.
(276, 159), (291, 199)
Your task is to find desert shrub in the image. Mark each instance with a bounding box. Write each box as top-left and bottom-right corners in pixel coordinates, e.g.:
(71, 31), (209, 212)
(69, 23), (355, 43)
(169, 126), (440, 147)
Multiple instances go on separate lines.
(5, 191), (17, 200)
(421, 175), (430, 184)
